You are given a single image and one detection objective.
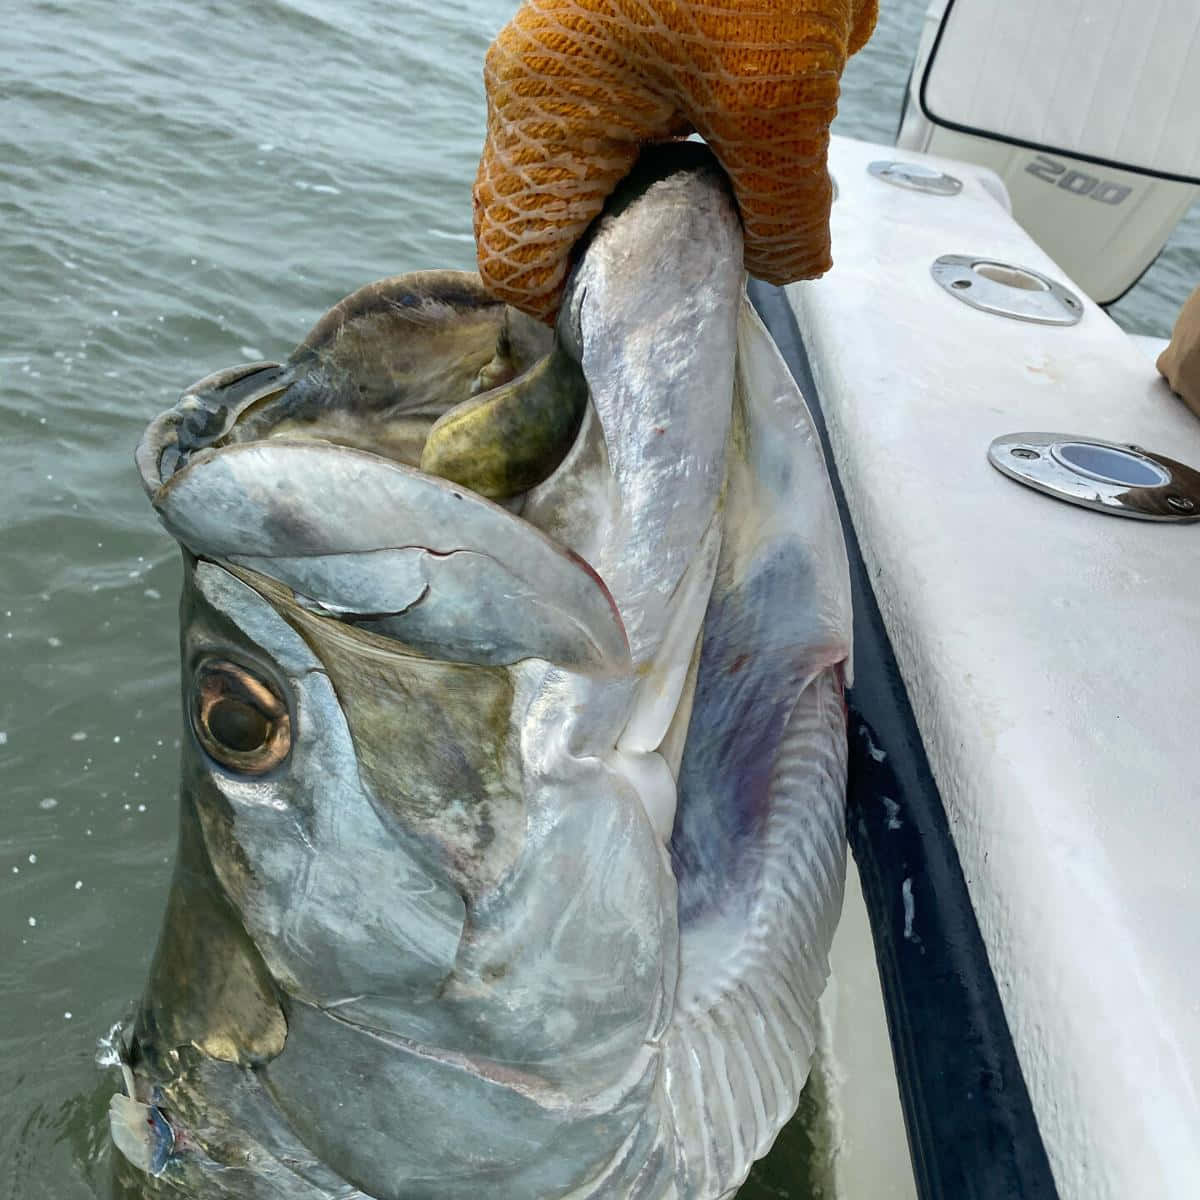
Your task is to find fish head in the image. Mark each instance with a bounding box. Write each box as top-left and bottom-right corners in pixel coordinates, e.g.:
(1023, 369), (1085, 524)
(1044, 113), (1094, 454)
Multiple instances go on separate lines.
(115, 144), (840, 1200)
(124, 216), (716, 1191)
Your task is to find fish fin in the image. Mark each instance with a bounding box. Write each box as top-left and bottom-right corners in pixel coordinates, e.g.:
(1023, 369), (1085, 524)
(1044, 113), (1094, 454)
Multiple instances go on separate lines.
(662, 297), (851, 1195)
(108, 1093), (174, 1177)
(664, 671), (846, 1193)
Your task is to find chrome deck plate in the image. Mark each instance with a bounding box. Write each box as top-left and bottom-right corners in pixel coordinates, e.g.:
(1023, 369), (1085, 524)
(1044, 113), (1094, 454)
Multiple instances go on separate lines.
(868, 160), (963, 196)
(989, 433), (1200, 521)
(933, 256), (1083, 325)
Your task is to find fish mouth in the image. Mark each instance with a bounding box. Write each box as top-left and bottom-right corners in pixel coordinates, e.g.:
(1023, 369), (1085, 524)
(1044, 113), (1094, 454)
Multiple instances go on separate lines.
(136, 269), (630, 672)
(136, 269), (584, 503)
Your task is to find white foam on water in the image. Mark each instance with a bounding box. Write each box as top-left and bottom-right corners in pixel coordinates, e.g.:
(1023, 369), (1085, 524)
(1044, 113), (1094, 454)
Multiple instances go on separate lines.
(95, 1019), (127, 1070)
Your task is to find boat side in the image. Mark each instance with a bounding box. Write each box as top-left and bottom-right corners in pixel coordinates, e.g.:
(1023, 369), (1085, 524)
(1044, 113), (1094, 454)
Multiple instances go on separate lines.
(787, 133), (1200, 1200)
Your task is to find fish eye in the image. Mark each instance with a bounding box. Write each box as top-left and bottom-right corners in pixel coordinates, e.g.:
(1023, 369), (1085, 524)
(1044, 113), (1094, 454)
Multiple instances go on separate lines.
(191, 659), (291, 774)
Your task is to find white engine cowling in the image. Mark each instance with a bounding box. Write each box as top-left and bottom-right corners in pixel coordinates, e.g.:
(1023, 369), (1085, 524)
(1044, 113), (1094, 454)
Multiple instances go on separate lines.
(897, 0), (1200, 305)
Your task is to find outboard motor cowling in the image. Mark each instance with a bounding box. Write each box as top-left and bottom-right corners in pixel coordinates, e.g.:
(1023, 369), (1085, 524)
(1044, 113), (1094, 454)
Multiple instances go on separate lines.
(897, 0), (1200, 305)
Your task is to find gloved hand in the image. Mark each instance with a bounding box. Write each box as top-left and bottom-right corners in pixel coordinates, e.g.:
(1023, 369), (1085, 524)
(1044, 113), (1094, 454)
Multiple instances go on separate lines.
(1158, 285), (1200, 417)
(474, 0), (878, 322)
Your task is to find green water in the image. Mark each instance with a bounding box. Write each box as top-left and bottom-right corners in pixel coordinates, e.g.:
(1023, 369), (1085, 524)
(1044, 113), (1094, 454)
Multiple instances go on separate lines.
(1, 1), (1195, 1196)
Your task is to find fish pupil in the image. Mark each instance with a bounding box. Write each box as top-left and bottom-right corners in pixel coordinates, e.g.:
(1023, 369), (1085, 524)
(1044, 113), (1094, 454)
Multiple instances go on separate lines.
(207, 699), (270, 752)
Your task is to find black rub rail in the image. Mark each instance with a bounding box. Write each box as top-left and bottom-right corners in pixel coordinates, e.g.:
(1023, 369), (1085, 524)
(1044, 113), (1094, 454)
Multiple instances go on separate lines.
(749, 279), (1060, 1200)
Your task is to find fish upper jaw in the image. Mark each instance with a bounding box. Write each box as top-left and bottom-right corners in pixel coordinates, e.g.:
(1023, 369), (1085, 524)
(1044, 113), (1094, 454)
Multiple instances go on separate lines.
(135, 359), (289, 497)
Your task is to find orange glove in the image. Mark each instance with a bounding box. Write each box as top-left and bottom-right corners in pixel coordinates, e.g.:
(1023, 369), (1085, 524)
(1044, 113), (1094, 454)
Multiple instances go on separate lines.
(1158, 285), (1200, 418)
(474, 0), (878, 322)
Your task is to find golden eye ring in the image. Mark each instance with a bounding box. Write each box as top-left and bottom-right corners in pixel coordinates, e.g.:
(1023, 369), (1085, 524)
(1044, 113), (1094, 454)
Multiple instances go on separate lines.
(190, 659), (291, 775)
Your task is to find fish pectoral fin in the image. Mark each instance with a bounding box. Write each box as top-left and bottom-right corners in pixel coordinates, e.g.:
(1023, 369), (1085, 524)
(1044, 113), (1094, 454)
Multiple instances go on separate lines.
(420, 341), (588, 500)
(108, 1093), (175, 1177)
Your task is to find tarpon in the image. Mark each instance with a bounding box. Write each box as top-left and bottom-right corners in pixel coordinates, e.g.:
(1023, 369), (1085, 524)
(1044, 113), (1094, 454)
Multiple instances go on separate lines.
(112, 145), (852, 1199)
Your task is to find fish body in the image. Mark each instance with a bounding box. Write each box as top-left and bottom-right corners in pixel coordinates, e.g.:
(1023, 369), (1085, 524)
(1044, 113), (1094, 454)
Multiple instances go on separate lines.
(115, 146), (852, 1199)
